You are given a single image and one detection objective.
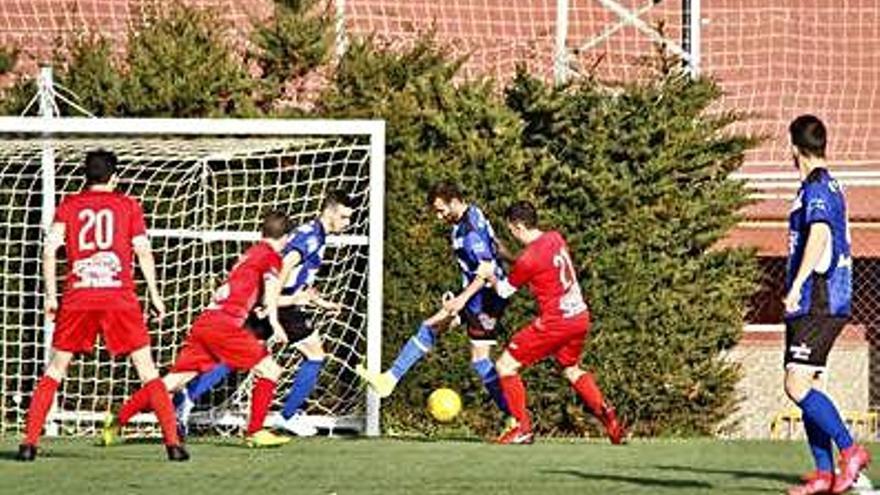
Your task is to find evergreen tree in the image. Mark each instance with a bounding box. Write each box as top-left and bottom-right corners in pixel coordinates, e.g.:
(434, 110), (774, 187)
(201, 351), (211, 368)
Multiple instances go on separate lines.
(318, 36), (535, 432)
(252, 0), (333, 110)
(505, 55), (759, 435)
(122, 2), (255, 117)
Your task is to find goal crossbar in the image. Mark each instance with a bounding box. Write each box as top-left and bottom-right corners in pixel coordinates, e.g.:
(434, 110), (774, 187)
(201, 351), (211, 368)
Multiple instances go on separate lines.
(0, 116), (385, 437)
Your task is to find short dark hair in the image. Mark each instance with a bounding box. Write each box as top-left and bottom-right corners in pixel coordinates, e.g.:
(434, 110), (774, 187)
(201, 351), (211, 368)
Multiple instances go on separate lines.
(261, 210), (290, 239)
(426, 181), (463, 205)
(84, 149), (118, 185)
(789, 114), (827, 159)
(322, 188), (354, 211)
(505, 201), (538, 228)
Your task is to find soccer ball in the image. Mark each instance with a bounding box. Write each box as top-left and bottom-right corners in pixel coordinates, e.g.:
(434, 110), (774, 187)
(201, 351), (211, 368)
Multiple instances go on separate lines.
(427, 388), (462, 422)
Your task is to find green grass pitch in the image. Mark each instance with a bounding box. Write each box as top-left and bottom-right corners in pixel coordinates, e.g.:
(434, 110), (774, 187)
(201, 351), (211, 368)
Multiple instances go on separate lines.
(0, 437), (877, 494)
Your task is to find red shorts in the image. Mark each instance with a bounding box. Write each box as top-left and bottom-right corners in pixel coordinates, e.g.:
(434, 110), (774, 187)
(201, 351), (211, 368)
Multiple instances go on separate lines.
(507, 314), (590, 368)
(171, 311), (268, 373)
(53, 304), (150, 357)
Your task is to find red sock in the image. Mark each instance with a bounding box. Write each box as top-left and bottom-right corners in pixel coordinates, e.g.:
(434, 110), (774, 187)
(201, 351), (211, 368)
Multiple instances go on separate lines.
(145, 379), (180, 446)
(499, 374), (530, 431)
(247, 378), (276, 435)
(572, 372), (606, 418)
(118, 385), (153, 426)
(23, 375), (60, 446)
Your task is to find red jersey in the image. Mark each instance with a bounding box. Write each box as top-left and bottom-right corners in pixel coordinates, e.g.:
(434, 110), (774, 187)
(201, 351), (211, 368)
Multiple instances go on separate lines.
(508, 230), (588, 322)
(205, 242), (281, 324)
(54, 189), (148, 310)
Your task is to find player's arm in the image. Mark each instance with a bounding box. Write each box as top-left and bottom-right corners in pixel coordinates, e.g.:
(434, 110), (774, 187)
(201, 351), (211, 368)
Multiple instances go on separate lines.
(783, 222), (831, 313)
(495, 238), (516, 264)
(129, 200), (165, 321)
(278, 286), (316, 307)
(784, 184), (835, 314)
(263, 271), (288, 344)
(443, 277), (486, 315)
(443, 233), (496, 314)
(479, 254), (527, 299)
(272, 249), (302, 302)
(278, 284), (341, 313)
(134, 236), (166, 321)
(42, 222), (65, 321)
(310, 289), (343, 314)
(265, 249), (302, 342)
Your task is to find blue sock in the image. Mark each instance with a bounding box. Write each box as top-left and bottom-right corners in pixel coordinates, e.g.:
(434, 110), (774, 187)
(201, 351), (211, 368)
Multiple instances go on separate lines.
(472, 358), (510, 416)
(799, 389), (854, 451)
(803, 413), (834, 473)
(389, 324), (435, 381)
(282, 358), (325, 419)
(176, 363), (232, 406)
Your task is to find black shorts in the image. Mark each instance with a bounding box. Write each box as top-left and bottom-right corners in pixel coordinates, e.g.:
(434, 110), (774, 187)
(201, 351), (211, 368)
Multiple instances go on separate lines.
(246, 306), (314, 344)
(784, 274), (849, 370)
(784, 315), (847, 369)
(459, 291), (507, 343)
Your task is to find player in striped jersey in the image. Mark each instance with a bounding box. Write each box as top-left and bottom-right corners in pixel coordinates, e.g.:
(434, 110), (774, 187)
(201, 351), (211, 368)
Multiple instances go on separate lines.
(173, 191), (352, 437)
(357, 181), (512, 421)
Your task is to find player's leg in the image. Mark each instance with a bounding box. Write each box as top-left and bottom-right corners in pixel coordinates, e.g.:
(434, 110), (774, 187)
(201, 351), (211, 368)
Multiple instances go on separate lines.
(173, 363), (232, 436)
(107, 327), (209, 445)
(554, 317), (625, 444)
(163, 371), (199, 393)
(18, 307), (96, 460)
(113, 371), (197, 429)
(197, 316), (288, 447)
(784, 366), (837, 495)
(495, 323), (540, 436)
(100, 307), (185, 456)
(784, 316), (869, 494)
(787, 364), (870, 494)
(465, 295), (511, 417)
(246, 356), (290, 447)
(796, 373), (834, 485)
(801, 400), (834, 491)
(105, 370), (197, 450)
(357, 307), (451, 397)
(562, 365), (625, 444)
(178, 364), (231, 404)
(494, 350), (533, 444)
(275, 333), (324, 437)
(128, 346), (187, 459)
(17, 349), (74, 460)
(470, 343), (509, 417)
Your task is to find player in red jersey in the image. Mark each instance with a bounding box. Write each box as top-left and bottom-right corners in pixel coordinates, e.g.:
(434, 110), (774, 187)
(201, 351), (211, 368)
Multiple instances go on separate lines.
(478, 201), (625, 445)
(16, 150), (184, 462)
(104, 211), (292, 448)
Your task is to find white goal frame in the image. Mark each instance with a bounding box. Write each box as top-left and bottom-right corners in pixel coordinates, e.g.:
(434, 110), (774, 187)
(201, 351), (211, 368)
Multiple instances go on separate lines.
(0, 116), (385, 437)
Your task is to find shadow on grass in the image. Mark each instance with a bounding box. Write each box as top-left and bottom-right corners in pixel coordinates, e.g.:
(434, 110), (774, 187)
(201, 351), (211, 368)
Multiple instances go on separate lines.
(0, 448), (89, 461)
(653, 464), (799, 484)
(542, 468), (713, 489)
(382, 435), (486, 444)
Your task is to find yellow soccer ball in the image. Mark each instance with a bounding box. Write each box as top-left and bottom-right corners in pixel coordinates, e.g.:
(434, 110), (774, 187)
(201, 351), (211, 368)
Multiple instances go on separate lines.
(427, 388), (462, 422)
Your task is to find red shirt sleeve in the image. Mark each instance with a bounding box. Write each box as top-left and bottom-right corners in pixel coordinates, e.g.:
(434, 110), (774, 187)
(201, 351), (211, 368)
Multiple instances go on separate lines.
(129, 198), (147, 239)
(508, 250), (533, 288)
(268, 253), (281, 277)
(263, 247), (281, 281)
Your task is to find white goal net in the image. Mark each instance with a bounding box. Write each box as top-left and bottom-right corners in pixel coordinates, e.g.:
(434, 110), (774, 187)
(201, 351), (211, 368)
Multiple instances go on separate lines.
(0, 117), (385, 437)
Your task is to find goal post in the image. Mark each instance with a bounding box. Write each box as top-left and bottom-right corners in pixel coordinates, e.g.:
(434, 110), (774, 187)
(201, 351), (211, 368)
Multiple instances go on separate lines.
(0, 116), (385, 437)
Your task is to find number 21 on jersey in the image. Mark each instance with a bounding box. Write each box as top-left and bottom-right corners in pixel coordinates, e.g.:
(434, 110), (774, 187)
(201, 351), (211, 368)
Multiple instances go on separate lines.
(553, 248), (587, 318)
